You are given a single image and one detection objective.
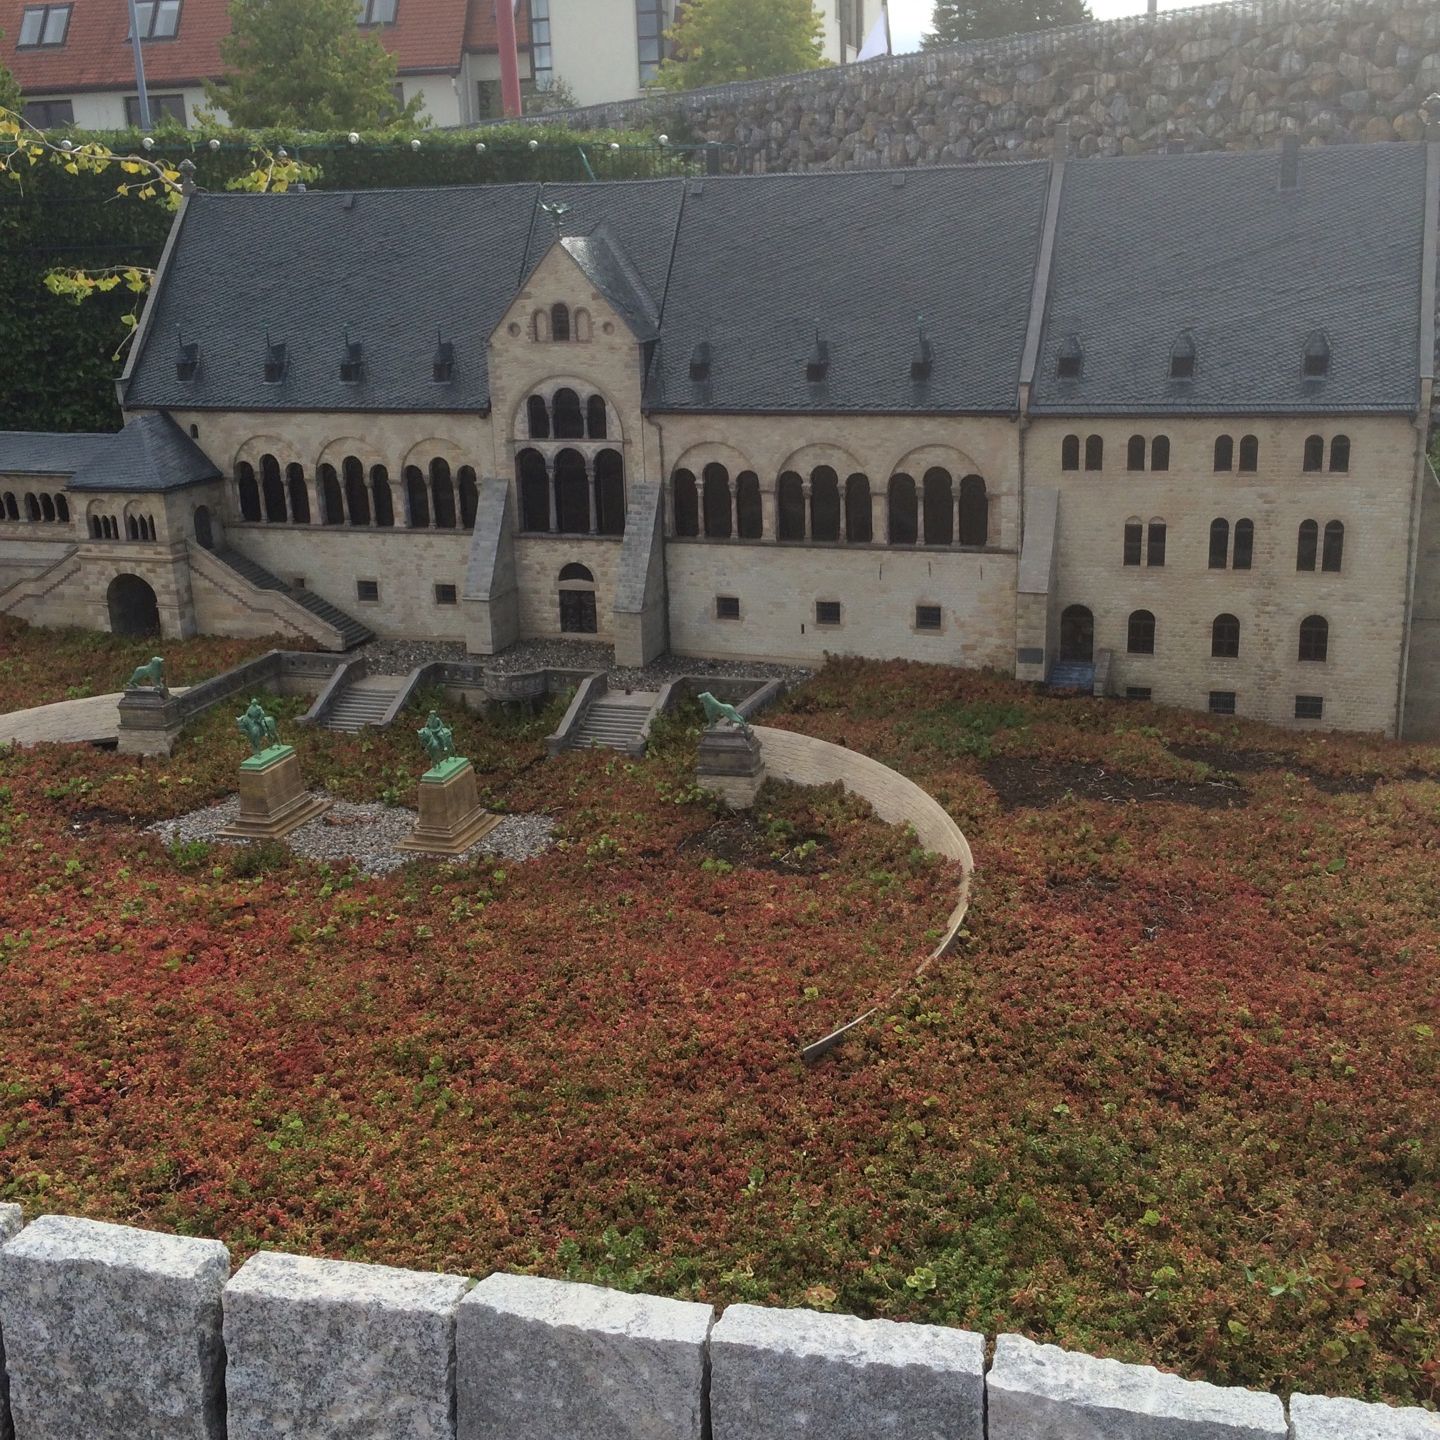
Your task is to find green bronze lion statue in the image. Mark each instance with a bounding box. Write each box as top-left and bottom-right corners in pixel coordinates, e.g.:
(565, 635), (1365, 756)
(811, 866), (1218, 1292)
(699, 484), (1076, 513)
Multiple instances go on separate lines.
(125, 656), (166, 692)
(698, 691), (750, 734)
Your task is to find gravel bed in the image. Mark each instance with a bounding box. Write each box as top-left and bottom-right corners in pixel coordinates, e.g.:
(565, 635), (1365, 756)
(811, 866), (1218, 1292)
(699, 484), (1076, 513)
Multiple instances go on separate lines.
(149, 797), (555, 876)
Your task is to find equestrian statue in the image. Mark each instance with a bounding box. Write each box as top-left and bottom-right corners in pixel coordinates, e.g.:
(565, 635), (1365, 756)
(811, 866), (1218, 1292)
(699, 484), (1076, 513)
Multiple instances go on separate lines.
(236, 697), (281, 756)
(417, 710), (457, 766)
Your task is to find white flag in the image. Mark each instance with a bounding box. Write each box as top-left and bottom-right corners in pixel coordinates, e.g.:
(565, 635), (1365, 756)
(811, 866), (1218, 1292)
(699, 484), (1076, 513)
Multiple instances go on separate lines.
(856, 5), (890, 60)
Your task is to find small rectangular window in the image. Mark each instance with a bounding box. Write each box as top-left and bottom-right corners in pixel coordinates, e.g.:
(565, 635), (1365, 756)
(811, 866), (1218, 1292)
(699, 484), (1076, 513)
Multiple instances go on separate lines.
(915, 604), (943, 631)
(1125, 687), (1152, 701)
(434, 583), (457, 606)
(814, 600), (842, 626)
(356, 579), (379, 602)
(292, 577), (306, 589)
(1294, 694), (1324, 720)
(715, 595), (740, 620)
(125, 93), (186, 126)
(1208, 690), (1236, 716)
(357, 0), (397, 22)
(1123, 523), (1142, 567)
(19, 4), (70, 46)
(21, 98), (74, 128)
(1147, 522), (1167, 568)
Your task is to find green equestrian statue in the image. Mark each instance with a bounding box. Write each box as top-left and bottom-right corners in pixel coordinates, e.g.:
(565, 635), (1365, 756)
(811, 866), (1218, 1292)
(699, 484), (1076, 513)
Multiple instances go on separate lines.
(236, 697), (281, 756)
(417, 710), (457, 767)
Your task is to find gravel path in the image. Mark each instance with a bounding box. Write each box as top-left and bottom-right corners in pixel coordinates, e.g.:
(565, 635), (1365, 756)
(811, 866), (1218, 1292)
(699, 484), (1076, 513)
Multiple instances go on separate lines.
(149, 797), (555, 875)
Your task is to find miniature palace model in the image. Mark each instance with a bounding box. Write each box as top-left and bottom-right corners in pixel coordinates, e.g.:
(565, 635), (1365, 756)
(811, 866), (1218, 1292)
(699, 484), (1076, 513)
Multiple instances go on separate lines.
(2, 137), (1440, 737)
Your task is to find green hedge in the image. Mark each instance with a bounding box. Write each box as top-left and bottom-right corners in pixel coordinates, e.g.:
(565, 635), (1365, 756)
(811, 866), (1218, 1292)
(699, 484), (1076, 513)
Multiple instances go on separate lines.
(1, 124), (686, 433)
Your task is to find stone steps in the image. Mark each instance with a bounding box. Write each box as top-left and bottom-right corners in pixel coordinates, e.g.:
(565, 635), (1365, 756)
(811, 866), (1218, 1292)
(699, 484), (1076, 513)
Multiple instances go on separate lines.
(569, 697), (656, 753)
(321, 676), (407, 733)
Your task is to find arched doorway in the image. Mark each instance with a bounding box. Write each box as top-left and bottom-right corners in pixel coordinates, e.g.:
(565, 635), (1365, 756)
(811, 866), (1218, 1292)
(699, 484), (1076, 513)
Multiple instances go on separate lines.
(557, 562), (597, 635)
(107, 574), (160, 637)
(1059, 604), (1094, 663)
(193, 505), (214, 550)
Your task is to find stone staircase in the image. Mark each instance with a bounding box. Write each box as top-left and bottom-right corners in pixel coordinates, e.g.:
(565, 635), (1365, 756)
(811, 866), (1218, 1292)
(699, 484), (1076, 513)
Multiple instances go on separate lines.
(569, 691), (659, 752)
(319, 674), (408, 733)
(212, 550), (374, 650)
(1047, 660), (1095, 694)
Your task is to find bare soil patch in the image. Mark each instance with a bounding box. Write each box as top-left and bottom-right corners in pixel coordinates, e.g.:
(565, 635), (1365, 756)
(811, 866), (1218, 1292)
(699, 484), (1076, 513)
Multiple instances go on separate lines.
(983, 757), (1246, 811)
(678, 814), (829, 872)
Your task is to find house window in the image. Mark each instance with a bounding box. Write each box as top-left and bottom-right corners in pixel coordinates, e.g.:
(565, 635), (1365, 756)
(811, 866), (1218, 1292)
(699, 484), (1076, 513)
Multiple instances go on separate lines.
(1208, 690), (1237, 716)
(915, 604), (943, 631)
(125, 94), (186, 126)
(1151, 436), (1170, 472)
(1123, 520), (1142, 567)
(21, 99), (74, 128)
(815, 600), (842, 626)
(1211, 612), (1240, 659)
(1303, 435), (1324, 472)
(1084, 435), (1103, 471)
(1233, 518), (1253, 570)
(1298, 614), (1329, 662)
(1297, 519), (1318, 571)
(434, 583), (458, 606)
(356, 0), (397, 22)
(1214, 435), (1234, 472)
(1208, 518), (1229, 569)
(529, 0), (553, 86)
(636, 0), (668, 84)
(1127, 435), (1146, 472)
(129, 0), (182, 39)
(1146, 520), (1166, 567)
(1294, 694), (1324, 720)
(1329, 435), (1350, 473)
(1127, 609), (1155, 655)
(1238, 435), (1258, 472)
(356, 579), (380, 602)
(1321, 520), (1344, 572)
(1126, 686), (1152, 701)
(1061, 434), (1080, 471)
(716, 595), (740, 620)
(18, 5), (71, 47)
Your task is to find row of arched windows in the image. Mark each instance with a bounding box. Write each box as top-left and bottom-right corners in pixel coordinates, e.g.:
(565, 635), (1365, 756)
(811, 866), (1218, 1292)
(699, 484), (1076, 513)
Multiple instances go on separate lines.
(1064, 433), (1350, 474)
(2, 491), (70, 523)
(517, 448), (626, 535)
(237, 455), (478, 531)
(1208, 518), (1254, 570)
(89, 514), (120, 540)
(532, 304), (592, 343)
(1124, 518), (1346, 572)
(125, 514), (157, 541)
(1124, 610), (1330, 662)
(526, 389), (608, 441)
(1297, 519), (1344, 572)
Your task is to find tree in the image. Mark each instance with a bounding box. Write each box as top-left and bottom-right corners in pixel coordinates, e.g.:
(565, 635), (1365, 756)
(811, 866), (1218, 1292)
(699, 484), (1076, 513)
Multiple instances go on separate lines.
(206, 0), (423, 130)
(0, 36), (20, 116)
(657, 0), (826, 90)
(924, 0), (1091, 46)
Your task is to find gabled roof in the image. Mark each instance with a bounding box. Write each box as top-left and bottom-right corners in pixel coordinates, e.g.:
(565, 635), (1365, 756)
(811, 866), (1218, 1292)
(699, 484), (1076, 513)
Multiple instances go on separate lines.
(1030, 143), (1430, 414)
(68, 413), (220, 491)
(0, 430), (113, 477)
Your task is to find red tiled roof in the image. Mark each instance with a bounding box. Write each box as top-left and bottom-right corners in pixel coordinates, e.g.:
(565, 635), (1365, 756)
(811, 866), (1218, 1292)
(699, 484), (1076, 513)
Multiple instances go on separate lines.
(0, 0), (515, 95)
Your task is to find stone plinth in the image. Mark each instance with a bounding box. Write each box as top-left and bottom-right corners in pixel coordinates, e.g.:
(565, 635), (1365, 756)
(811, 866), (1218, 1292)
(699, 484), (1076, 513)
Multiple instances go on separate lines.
(0, 1214), (229, 1440)
(0, 1204), (21, 1440)
(398, 756), (500, 856)
(223, 1250), (471, 1440)
(1290, 1394), (1440, 1439)
(117, 687), (184, 757)
(710, 1303), (985, 1440)
(219, 745), (329, 840)
(457, 1273), (713, 1440)
(696, 724), (766, 809)
(987, 1334), (1286, 1439)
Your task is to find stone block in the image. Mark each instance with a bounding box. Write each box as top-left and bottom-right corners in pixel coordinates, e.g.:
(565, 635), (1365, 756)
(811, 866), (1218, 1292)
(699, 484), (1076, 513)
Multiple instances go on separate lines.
(398, 757), (501, 856)
(223, 1250), (472, 1440)
(697, 725), (766, 809)
(1289, 1393), (1440, 1439)
(0, 1214), (229, 1440)
(219, 745), (330, 840)
(0, 1204), (22, 1440)
(456, 1273), (713, 1440)
(987, 1334), (1286, 1439)
(710, 1302), (984, 1440)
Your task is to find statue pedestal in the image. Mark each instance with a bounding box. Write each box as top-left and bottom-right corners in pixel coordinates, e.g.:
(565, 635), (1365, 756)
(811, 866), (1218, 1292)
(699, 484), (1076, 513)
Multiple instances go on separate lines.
(399, 757), (500, 856)
(696, 725), (766, 809)
(218, 746), (330, 840)
(117, 687), (184, 757)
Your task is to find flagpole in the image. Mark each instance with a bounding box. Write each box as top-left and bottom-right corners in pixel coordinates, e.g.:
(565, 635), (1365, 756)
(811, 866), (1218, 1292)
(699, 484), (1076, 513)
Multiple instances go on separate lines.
(127, 0), (152, 130)
(495, 0), (523, 118)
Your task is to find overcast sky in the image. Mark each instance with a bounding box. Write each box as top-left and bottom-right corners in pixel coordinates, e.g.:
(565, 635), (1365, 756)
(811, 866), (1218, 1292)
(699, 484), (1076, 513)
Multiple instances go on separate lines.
(884, 0), (1224, 51)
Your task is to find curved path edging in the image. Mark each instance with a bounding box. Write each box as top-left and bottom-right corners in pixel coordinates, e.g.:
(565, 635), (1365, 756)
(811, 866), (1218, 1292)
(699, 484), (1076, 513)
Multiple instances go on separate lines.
(751, 725), (973, 1062)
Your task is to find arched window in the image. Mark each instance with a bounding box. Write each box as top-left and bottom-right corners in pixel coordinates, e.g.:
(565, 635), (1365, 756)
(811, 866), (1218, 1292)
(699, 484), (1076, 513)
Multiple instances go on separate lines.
(371, 465), (394, 528)
(89, 513), (101, 538)
(671, 469), (699, 537)
(526, 395), (551, 440)
(736, 472), (762, 539)
(459, 466), (479, 530)
(958, 475), (988, 546)
(844, 473), (871, 543)
(1061, 434), (1080, 471)
(261, 454), (286, 522)
(1212, 613), (1240, 658)
(922, 467), (952, 546)
(1214, 435), (1234, 472)
(2, 493), (16, 520)
(1127, 609), (1155, 655)
(40, 493), (55, 522)
(343, 456), (370, 527)
(586, 395), (608, 440)
(777, 471), (805, 541)
(559, 562), (593, 583)
(1208, 517), (1230, 569)
(1303, 435), (1324, 472)
(55, 494), (69, 522)
(574, 309), (592, 342)
(553, 388), (584, 440)
(320, 465), (344, 525)
(1233, 518), (1253, 570)
(1127, 435), (1146, 472)
(286, 464), (310, 524)
(25, 493), (40, 522)
(702, 463), (731, 539)
(237, 462), (261, 522)
(126, 514), (139, 540)
(531, 309), (550, 343)
(1299, 614), (1329, 662)
(1329, 435), (1350, 473)
(1147, 519), (1166, 567)
(595, 450), (625, 535)
(554, 448), (589, 533)
(1322, 520), (1344, 572)
(1123, 519), (1142, 566)
(1151, 436), (1170, 472)
(550, 303), (571, 342)
(431, 459), (456, 529)
(518, 449), (549, 532)
(887, 474), (917, 545)
(810, 466), (841, 543)
(1296, 520), (1318, 571)
(405, 465), (430, 528)
(1084, 435), (1103, 471)
(1238, 435), (1258, 472)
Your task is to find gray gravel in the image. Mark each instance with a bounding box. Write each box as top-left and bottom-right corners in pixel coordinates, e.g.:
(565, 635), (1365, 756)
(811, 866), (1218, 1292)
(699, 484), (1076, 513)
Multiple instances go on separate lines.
(149, 797), (555, 876)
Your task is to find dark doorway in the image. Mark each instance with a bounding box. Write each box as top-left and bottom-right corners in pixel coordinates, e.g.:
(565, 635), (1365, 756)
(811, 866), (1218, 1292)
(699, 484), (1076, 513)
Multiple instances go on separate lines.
(107, 574), (160, 637)
(193, 506), (214, 550)
(1059, 604), (1094, 662)
(559, 590), (597, 634)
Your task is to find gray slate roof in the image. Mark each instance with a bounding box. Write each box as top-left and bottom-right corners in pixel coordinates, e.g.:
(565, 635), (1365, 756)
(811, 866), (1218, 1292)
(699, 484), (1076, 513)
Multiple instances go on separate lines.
(67, 413), (221, 492)
(0, 431), (114, 477)
(1031, 143), (1430, 414)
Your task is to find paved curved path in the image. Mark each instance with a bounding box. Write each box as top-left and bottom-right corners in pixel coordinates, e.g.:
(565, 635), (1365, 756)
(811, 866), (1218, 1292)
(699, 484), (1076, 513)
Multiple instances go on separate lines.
(0, 689), (189, 748)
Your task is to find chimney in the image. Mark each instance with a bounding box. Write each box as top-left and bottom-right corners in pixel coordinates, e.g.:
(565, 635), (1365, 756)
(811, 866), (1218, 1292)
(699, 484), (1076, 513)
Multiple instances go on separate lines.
(1279, 133), (1300, 191)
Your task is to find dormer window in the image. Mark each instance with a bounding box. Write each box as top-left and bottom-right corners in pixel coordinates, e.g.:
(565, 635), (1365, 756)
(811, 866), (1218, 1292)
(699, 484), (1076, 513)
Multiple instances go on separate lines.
(340, 338), (364, 384)
(356, 0), (396, 23)
(1303, 330), (1330, 380)
(129, 0), (182, 40)
(1170, 332), (1196, 380)
(263, 340), (288, 384)
(432, 340), (454, 384)
(175, 339), (200, 383)
(911, 329), (933, 381)
(1056, 335), (1083, 380)
(806, 334), (829, 383)
(18, 5), (71, 47)
(689, 341), (712, 381)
